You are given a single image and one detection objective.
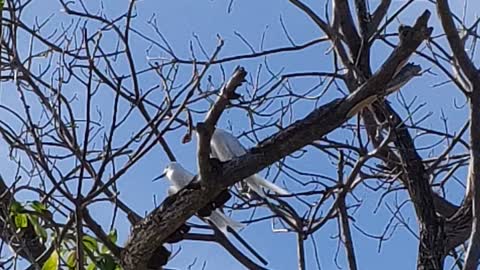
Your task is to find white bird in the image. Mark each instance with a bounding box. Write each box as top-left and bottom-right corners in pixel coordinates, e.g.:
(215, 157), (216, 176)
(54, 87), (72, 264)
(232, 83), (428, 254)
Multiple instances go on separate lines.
(163, 162), (244, 235)
(210, 128), (290, 198)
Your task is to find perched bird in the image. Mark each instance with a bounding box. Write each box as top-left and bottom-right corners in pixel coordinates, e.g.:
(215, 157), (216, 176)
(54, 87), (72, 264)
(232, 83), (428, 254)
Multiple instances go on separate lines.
(163, 162), (244, 235)
(210, 128), (290, 198)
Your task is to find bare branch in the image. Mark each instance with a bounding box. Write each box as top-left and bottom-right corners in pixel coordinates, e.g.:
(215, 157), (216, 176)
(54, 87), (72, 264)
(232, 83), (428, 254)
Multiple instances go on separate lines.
(197, 66), (247, 184)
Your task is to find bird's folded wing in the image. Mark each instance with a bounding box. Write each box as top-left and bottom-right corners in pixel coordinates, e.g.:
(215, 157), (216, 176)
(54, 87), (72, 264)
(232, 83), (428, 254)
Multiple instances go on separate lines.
(211, 129), (247, 161)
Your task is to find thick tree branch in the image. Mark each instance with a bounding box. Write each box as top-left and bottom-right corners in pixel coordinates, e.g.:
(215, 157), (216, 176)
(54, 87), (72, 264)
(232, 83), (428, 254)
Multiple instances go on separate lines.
(388, 109), (445, 269)
(197, 67), (247, 184)
(368, 0), (392, 39)
(352, 0), (372, 76)
(463, 92), (480, 270)
(333, 0), (361, 57)
(436, 1), (480, 269)
(354, 0), (369, 37)
(363, 100), (457, 269)
(361, 105), (460, 219)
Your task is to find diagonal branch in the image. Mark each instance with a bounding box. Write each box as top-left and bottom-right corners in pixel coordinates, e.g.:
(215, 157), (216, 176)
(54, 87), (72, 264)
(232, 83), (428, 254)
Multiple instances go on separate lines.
(333, 0), (361, 57)
(184, 231), (268, 270)
(288, 0), (352, 69)
(436, 0), (479, 83)
(197, 67), (247, 184)
(368, 0), (392, 39)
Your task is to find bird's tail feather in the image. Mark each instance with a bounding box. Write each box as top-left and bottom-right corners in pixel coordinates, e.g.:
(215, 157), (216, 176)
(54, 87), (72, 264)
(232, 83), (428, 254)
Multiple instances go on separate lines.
(245, 182), (267, 198)
(248, 175), (290, 196)
(208, 210), (244, 235)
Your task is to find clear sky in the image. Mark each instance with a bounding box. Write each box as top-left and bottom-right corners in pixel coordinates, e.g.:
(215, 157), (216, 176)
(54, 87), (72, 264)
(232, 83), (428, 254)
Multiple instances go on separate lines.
(1, 0), (478, 269)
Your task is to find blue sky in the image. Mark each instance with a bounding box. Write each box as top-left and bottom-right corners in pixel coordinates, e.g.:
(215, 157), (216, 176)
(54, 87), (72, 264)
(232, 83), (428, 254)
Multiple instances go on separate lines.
(1, 0), (479, 269)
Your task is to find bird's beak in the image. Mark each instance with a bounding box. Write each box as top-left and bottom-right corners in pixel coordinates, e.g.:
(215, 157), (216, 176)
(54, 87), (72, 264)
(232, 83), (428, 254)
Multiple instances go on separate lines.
(152, 171), (167, 182)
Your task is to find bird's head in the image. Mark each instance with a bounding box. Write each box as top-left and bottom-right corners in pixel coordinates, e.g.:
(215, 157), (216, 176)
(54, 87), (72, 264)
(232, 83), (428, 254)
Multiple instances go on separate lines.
(163, 162), (188, 182)
(154, 162), (183, 182)
(164, 162), (183, 174)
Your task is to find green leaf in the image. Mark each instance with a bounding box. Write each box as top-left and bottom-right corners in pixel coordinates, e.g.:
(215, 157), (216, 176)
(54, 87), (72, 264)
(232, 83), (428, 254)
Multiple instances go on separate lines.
(0, 0), (4, 9)
(42, 250), (59, 270)
(27, 215), (48, 241)
(9, 201), (23, 215)
(98, 254), (117, 270)
(86, 262), (96, 270)
(101, 229), (118, 254)
(66, 251), (76, 269)
(82, 235), (98, 254)
(107, 229), (117, 244)
(14, 213), (28, 229)
(101, 244), (108, 254)
(30, 200), (47, 213)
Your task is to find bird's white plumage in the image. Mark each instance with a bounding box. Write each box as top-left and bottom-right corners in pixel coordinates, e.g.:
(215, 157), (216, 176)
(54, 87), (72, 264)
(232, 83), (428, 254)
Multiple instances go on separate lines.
(210, 128), (290, 198)
(164, 162), (196, 188)
(163, 162), (243, 235)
